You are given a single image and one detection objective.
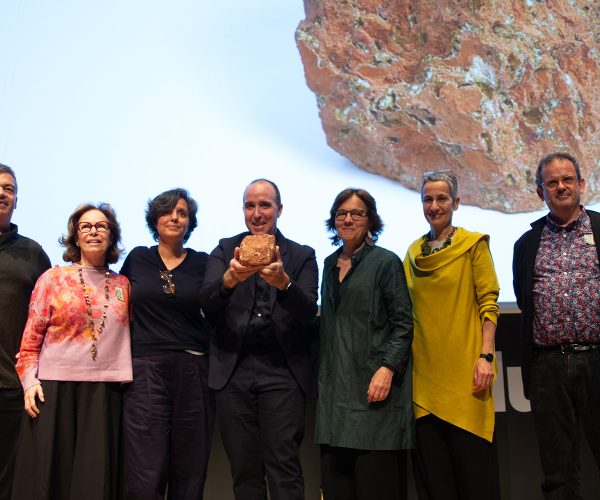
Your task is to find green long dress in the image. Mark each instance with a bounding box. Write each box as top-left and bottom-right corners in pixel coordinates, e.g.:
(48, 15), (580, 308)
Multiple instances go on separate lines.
(315, 244), (415, 450)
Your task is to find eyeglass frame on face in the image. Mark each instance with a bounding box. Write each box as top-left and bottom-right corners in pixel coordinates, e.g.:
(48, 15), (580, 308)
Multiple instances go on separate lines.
(77, 221), (111, 233)
(160, 270), (176, 296)
(542, 175), (578, 191)
(335, 209), (368, 221)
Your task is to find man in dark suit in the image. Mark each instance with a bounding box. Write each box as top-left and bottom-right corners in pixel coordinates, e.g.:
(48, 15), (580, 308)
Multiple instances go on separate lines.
(200, 178), (318, 500)
(513, 152), (600, 499)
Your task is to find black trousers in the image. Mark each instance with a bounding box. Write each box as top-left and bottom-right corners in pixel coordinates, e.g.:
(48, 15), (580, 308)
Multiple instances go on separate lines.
(123, 352), (215, 500)
(11, 381), (123, 500)
(216, 350), (305, 500)
(0, 388), (22, 500)
(413, 414), (500, 500)
(320, 445), (407, 500)
(530, 349), (600, 500)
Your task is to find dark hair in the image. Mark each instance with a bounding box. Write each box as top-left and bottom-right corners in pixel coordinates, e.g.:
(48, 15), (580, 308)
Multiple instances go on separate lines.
(145, 188), (198, 243)
(326, 188), (383, 246)
(245, 178), (282, 205)
(0, 164), (17, 192)
(536, 152), (581, 188)
(60, 203), (124, 264)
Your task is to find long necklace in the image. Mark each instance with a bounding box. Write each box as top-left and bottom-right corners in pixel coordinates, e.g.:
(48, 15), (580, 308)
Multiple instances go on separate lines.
(421, 226), (456, 257)
(78, 265), (110, 361)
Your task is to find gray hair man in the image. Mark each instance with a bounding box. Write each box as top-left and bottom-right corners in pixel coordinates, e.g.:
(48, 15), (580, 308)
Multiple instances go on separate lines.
(0, 164), (51, 499)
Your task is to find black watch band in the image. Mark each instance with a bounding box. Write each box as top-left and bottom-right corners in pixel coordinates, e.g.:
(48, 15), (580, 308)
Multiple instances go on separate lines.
(479, 352), (494, 362)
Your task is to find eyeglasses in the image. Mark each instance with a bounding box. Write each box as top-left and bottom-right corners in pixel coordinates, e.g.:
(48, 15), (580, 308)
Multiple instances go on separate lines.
(335, 209), (367, 221)
(77, 221), (110, 233)
(423, 169), (453, 178)
(542, 176), (578, 190)
(160, 270), (176, 296)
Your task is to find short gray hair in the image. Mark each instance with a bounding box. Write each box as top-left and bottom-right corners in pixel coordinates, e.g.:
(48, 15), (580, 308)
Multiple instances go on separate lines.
(0, 163), (17, 192)
(421, 169), (458, 203)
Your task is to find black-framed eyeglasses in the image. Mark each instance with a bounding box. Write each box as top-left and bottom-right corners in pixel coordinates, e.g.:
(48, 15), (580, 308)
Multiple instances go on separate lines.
(423, 169), (453, 178)
(335, 209), (367, 221)
(77, 221), (110, 233)
(542, 176), (578, 191)
(160, 270), (176, 296)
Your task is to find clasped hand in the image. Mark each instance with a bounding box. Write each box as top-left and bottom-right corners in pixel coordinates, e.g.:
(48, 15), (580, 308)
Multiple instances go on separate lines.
(224, 246), (290, 290)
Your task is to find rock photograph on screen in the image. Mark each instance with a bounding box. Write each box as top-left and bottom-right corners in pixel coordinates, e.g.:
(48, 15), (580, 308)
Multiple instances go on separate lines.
(296, 0), (600, 212)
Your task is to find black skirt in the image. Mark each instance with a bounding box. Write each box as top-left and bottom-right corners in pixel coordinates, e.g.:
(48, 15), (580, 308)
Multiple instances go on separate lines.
(11, 380), (124, 500)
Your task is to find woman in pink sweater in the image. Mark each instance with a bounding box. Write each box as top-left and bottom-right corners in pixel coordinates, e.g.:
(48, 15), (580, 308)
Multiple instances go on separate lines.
(12, 203), (132, 500)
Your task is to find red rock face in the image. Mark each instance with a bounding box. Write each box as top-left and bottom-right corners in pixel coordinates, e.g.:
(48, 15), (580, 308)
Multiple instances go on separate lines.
(296, 0), (600, 212)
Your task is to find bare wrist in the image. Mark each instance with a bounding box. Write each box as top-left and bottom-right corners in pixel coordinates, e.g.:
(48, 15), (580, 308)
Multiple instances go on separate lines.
(223, 270), (237, 289)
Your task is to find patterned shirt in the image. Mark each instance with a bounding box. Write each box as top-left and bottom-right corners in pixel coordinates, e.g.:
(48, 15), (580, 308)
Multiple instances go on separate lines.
(16, 265), (132, 391)
(532, 209), (600, 345)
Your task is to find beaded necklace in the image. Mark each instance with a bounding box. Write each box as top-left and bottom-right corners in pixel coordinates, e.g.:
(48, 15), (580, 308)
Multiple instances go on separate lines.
(78, 265), (110, 361)
(420, 226), (456, 257)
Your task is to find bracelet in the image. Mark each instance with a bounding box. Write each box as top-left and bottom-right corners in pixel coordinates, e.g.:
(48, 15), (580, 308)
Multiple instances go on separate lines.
(283, 280), (292, 292)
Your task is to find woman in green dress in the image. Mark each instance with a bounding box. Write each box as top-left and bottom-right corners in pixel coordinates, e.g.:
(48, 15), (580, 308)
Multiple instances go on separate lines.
(316, 188), (414, 500)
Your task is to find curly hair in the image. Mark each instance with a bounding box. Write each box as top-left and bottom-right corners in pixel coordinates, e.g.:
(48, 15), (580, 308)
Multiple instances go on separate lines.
(145, 188), (198, 243)
(325, 188), (384, 246)
(59, 203), (124, 264)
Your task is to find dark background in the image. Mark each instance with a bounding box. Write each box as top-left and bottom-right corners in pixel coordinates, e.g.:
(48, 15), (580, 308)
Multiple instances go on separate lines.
(204, 311), (600, 499)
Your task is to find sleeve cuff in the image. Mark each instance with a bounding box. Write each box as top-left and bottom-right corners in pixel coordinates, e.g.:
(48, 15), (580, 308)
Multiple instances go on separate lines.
(219, 278), (234, 299)
(382, 362), (397, 374)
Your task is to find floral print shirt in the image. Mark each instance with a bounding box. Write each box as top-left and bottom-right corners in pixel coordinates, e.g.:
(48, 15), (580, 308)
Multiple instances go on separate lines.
(533, 209), (600, 345)
(16, 265), (132, 390)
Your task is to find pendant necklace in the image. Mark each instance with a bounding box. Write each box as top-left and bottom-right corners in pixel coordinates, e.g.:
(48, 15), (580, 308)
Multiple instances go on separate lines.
(421, 226), (456, 257)
(78, 265), (110, 361)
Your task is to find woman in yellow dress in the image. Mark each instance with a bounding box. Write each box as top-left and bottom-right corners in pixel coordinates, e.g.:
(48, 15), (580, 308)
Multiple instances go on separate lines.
(404, 169), (501, 500)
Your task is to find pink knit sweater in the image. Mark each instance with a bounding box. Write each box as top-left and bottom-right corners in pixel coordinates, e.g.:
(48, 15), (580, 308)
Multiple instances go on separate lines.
(16, 265), (132, 391)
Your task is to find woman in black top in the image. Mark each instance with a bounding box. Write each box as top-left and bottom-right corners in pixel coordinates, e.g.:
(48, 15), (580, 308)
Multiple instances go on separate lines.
(121, 188), (215, 500)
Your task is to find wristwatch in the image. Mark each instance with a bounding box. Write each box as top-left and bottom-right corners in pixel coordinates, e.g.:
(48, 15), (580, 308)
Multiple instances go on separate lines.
(479, 353), (494, 362)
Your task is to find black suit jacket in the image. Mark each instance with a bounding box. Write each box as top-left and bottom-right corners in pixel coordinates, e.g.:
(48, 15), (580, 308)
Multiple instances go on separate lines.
(513, 209), (600, 398)
(200, 230), (319, 394)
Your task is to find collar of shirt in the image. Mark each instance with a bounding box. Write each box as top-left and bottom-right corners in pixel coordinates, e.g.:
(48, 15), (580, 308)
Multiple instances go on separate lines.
(545, 206), (586, 233)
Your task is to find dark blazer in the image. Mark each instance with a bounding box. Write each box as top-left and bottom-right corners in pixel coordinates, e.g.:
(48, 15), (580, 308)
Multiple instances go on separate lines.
(200, 230), (319, 394)
(513, 209), (600, 398)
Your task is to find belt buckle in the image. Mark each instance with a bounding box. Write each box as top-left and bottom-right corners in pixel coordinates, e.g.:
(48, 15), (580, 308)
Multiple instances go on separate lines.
(572, 343), (590, 352)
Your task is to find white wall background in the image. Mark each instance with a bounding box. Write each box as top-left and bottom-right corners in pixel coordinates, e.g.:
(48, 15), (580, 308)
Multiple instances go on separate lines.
(2, 1), (593, 302)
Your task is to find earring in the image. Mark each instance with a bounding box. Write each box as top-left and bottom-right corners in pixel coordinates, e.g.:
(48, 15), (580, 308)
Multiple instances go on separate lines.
(367, 230), (373, 239)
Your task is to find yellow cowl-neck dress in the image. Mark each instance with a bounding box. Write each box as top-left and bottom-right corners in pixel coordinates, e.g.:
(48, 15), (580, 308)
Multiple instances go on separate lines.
(404, 227), (499, 442)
